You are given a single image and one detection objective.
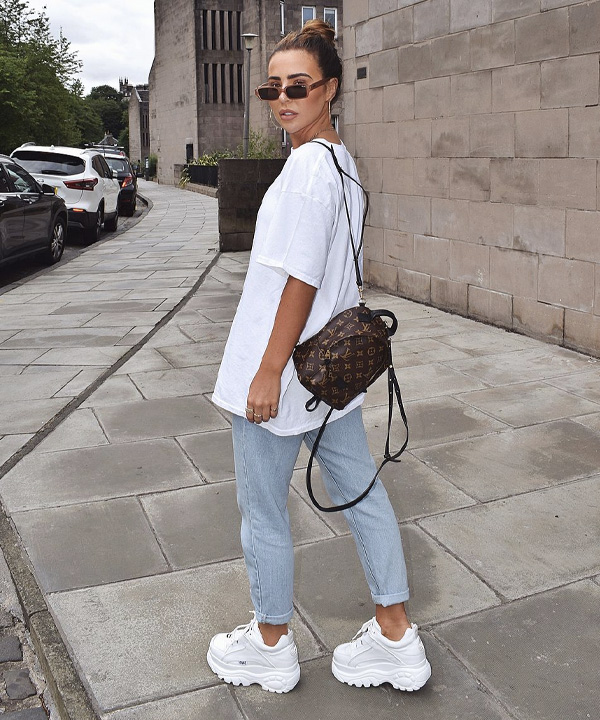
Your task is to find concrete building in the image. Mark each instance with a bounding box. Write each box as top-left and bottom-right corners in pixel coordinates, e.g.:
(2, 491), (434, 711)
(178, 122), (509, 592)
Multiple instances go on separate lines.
(343, 0), (600, 357)
(128, 86), (150, 167)
(149, 0), (342, 184)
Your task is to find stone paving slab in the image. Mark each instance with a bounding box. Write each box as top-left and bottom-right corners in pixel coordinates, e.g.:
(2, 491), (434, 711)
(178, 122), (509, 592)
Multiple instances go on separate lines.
(363, 394), (507, 449)
(290, 452), (475, 537)
(448, 347), (596, 385)
(141, 480), (333, 570)
(0, 399), (69, 436)
(455, 379), (600, 427)
(33, 410), (108, 453)
(232, 647), (513, 720)
(13, 498), (169, 592)
(414, 419), (600, 501)
(419, 476), (600, 600)
(0, 439), (201, 512)
(95, 395), (228, 443)
(128, 367), (217, 399)
(435, 581), (600, 720)
(293, 531), (499, 652)
(48, 562), (324, 714)
(101, 686), (244, 720)
(547, 368), (600, 403)
(0, 371), (80, 403)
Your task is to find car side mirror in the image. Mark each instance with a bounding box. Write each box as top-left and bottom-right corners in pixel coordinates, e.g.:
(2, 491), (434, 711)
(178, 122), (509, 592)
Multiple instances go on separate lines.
(41, 183), (56, 195)
(108, 169), (114, 179)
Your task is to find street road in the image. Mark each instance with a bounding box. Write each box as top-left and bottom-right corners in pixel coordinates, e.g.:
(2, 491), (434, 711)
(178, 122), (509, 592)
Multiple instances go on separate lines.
(0, 200), (149, 294)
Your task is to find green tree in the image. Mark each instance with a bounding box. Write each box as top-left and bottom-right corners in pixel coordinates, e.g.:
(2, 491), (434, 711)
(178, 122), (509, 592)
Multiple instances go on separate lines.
(0, 0), (92, 152)
(87, 85), (128, 139)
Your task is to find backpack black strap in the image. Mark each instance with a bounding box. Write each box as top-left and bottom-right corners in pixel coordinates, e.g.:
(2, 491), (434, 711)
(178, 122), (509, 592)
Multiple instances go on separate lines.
(305, 340), (409, 513)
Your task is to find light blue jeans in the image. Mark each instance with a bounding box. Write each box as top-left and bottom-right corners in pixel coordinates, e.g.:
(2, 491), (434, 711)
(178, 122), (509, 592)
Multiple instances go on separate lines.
(232, 407), (409, 624)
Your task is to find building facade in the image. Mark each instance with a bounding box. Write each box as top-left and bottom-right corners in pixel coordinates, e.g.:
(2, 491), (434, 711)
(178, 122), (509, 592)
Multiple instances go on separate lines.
(343, 0), (600, 357)
(150, 0), (342, 184)
(128, 86), (150, 166)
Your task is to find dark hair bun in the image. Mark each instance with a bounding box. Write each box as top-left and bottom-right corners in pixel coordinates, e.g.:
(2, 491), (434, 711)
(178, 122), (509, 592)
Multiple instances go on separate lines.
(301, 19), (336, 46)
(272, 17), (343, 103)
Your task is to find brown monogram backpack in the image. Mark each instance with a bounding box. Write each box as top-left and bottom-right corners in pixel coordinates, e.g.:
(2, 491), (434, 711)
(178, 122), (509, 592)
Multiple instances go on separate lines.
(292, 142), (408, 513)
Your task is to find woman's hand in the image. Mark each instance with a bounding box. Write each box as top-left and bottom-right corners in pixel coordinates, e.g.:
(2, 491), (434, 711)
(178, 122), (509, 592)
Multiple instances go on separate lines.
(245, 367), (281, 424)
(244, 275), (317, 425)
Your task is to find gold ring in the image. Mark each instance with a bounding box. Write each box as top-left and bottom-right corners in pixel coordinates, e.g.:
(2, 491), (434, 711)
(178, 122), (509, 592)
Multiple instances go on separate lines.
(253, 413), (263, 419)
(271, 406), (278, 413)
(245, 407), (253, 413)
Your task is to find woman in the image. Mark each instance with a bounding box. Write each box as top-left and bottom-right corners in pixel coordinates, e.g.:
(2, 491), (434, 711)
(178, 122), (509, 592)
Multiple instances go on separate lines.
(209, 20), (431, 694)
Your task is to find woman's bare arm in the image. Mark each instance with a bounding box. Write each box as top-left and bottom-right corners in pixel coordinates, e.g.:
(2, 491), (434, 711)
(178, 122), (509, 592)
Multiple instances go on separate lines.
(246, 275), (317, 423)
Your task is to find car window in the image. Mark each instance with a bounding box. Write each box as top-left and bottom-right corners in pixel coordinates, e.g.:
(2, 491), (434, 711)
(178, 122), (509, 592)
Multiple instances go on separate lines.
(0, 167), (10, 193)
(105, 157), (129, 174)
(91, 155), (110, 178)
(5, 163), (38, 193)
(97, 155), (112, 178)
(11, 151), (85, 176)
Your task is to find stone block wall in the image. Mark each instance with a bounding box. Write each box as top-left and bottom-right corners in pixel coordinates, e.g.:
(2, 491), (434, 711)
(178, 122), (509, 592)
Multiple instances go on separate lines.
(343, 0), (600, 356)
(218, 158), (286, 250)
(150, 0), (199, 184)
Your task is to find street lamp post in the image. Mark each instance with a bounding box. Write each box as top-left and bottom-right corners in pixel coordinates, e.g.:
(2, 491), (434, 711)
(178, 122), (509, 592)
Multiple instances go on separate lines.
(241, 33), (259, 159)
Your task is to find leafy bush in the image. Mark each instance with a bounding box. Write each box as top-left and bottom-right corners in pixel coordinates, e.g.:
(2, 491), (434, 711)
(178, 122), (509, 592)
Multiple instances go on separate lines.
(179, 130), (280, 186)
(148, 153), (158, 178)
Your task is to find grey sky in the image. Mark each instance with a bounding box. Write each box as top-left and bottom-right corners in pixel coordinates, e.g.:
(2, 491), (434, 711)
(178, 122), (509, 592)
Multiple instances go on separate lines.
(26, 0), (155, 93)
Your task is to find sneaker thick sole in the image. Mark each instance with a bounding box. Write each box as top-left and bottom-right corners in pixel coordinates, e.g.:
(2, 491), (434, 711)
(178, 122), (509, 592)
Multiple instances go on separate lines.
(331, 656), (431, 691)
(206, 649), (300, 693)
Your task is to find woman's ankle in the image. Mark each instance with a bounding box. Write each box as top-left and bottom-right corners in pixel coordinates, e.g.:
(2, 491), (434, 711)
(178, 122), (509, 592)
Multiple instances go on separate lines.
(376, 603), (411, 641)
(258, 622), (288, 647)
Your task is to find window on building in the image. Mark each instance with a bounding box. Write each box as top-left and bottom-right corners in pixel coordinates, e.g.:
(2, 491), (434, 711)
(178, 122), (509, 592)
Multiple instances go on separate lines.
(324, 7), (337, 36)
(219, 10), (225, 49)
(237, 64), (243, 103)
(236, 11), (242, 50)
(211, 10), (217, 49)
(302, 6), (315, 26)
(204, 64), (210, 103)
(201, 10), (208, 49)
(280, 2), (285, 35)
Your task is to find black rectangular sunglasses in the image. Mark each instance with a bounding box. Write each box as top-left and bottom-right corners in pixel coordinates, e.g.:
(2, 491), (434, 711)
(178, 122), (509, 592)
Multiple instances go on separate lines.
(255, 78), (329, 101)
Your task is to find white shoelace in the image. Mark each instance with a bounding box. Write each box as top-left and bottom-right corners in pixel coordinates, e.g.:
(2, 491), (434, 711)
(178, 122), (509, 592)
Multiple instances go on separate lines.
(225, 612), (258, 647)
(350, 618), (377, 646)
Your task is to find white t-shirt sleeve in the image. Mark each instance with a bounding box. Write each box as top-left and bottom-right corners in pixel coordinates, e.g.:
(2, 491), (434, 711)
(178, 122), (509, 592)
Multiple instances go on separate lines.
(256, 150), (338, 289)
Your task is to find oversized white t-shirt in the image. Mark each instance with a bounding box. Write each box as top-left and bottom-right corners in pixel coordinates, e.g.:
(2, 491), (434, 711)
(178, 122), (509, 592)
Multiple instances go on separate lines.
(212, 140), (365, 436)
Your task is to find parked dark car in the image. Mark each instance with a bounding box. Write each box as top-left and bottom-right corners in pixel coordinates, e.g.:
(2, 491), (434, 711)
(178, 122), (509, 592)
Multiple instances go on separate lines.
(92, 147), (138, 216)
(0, 154), (68, 267)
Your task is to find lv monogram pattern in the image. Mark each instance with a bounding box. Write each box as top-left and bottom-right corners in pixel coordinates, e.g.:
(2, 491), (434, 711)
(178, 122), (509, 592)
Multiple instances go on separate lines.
(293, 306), (391, 410)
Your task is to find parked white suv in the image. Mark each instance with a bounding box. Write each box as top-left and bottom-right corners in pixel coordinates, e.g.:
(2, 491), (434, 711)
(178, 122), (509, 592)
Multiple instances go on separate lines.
(11, 145), (120, 242)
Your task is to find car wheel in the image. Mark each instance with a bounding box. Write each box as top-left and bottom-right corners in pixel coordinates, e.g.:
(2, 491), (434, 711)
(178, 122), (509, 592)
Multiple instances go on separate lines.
(43, 217), (66, 264)
(85, 207), (103, 243)
(104, 211), (118, 232)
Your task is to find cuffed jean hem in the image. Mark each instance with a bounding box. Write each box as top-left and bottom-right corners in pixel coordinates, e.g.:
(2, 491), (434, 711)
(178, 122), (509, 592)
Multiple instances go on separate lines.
(254, 608), (295, 625)
(372, 591), (410, 607)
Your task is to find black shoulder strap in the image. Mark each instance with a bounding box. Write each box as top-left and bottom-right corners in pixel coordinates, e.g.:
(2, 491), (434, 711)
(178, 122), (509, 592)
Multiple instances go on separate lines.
(311, 140), (369, 294)
(305, 356), (409, 513)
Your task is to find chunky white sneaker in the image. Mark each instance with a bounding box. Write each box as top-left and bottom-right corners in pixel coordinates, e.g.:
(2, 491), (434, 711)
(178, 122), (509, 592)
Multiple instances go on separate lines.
(207, 614), (300, 693)
(332, 618), (431, 691)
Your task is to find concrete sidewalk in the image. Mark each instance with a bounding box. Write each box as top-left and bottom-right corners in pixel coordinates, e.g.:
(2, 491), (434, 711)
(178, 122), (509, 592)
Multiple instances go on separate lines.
(1, 181), (599, 719)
